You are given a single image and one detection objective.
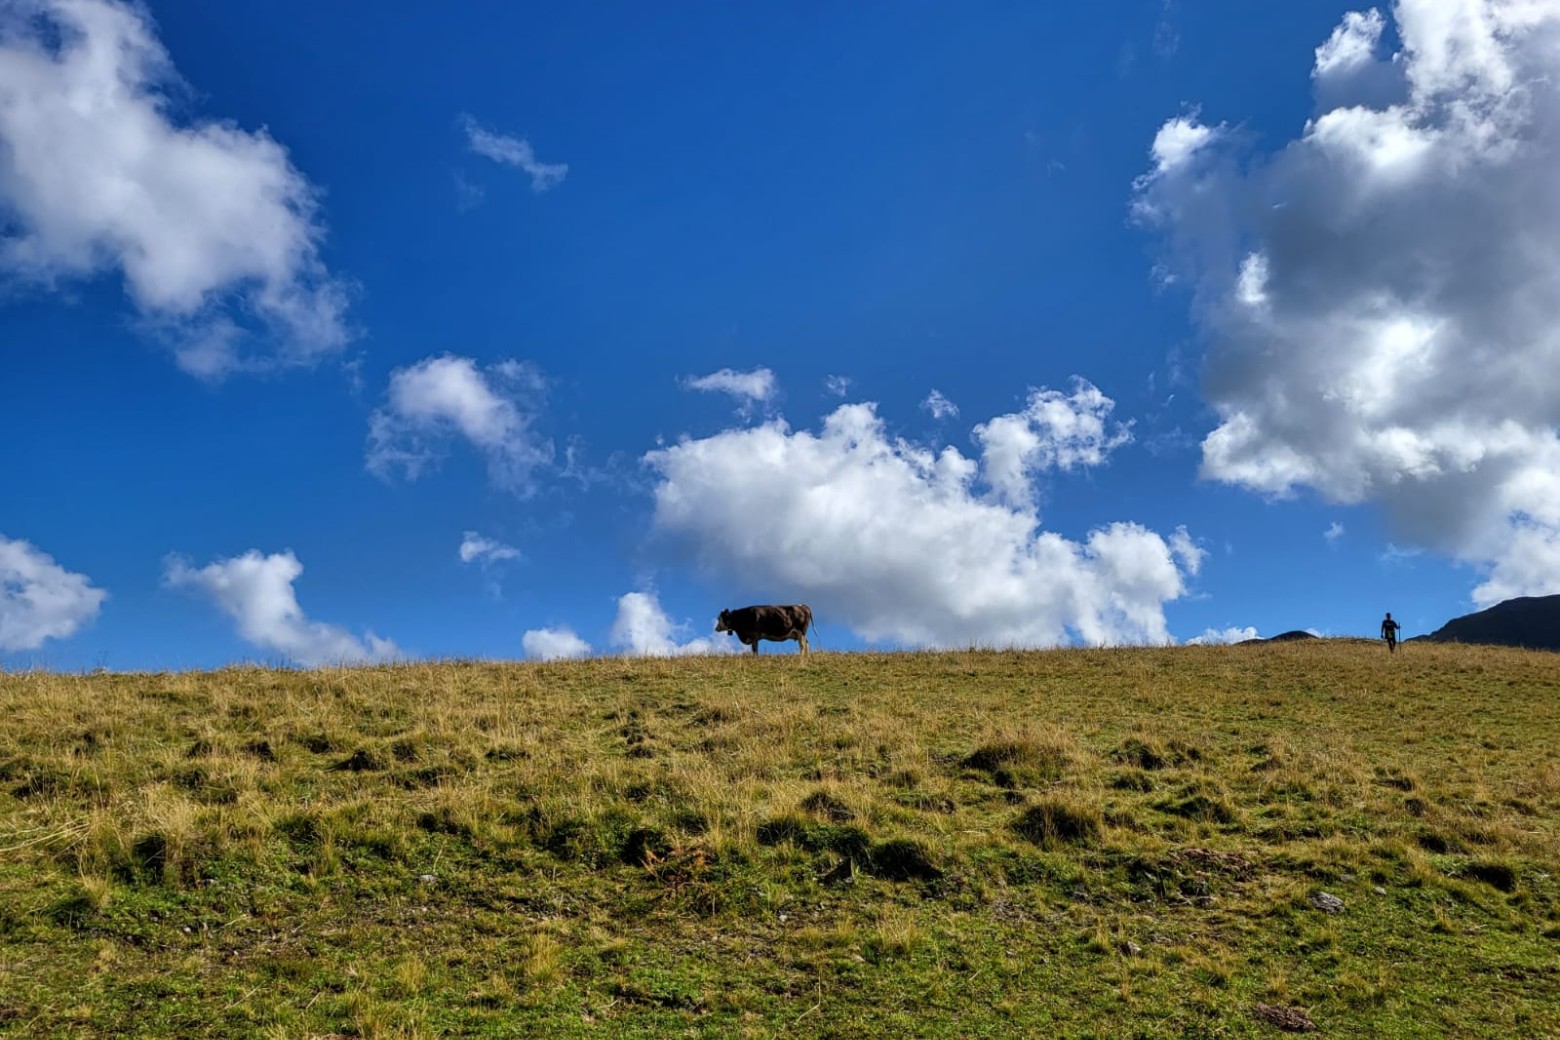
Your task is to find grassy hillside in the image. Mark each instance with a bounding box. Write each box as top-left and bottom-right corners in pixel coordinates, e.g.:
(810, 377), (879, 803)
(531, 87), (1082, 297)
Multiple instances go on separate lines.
(2, 643), (1557, 1038)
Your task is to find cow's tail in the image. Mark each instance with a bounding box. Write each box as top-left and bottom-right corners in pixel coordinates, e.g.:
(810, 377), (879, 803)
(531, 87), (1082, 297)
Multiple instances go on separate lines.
(807, 609), (820, 649)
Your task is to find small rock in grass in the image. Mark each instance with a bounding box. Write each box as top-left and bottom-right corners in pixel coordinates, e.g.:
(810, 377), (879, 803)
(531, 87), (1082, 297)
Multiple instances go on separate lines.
(1253, 1003), (1318, 1032)
(1308, 891), (1344, 913)
(417, 874), (437, 885)
(1119, 940), (1143, 957)
(1373, 886), (1387, 896)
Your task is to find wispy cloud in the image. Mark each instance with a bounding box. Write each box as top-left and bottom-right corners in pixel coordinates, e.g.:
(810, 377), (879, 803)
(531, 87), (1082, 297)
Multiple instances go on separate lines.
(458, 532), (519, 565)
(367, 354), (553, 494)
(682, 367), (778, 418)
(459, 114), (567, 192)
(1152, 0), (1180, 58)
(1185, 625), (1258, 645)
(682, 367), (777, 406)
(1381, 543), (1424, 566)
(1324, 521), (1345, 545)
(453, 172), (485, 212)
(921, 389), (959, 420)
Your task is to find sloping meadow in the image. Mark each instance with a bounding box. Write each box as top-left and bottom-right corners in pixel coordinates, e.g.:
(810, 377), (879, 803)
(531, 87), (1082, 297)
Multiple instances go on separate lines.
(1, 643), (1557, 1038)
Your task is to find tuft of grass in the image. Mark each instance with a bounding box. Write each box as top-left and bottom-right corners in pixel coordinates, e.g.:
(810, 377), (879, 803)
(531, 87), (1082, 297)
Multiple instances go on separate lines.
(1112, 734), (1202, 771)
(1463, 858), (1520, 892)
(1155, 780), (1240, 825)
(962, 727), (1077, 788)
(1012, 795), (1103, 847)
(863, 907), (923, 963)
(866, 837), (942, 882)
(518, 931), (564, 989)
(799, 789), (857, 822)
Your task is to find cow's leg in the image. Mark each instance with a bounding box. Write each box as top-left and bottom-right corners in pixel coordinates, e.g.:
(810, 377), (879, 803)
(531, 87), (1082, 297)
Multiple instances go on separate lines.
(751, 640), (760, 655)
(798, 632), (809, 656)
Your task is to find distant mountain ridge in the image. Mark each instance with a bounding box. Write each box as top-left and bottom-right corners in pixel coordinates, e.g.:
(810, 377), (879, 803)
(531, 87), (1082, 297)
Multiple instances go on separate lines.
(1417, 595), (1560, 652)
(1236, 630), (1319, 644)
(1262, 630), (1318, 643)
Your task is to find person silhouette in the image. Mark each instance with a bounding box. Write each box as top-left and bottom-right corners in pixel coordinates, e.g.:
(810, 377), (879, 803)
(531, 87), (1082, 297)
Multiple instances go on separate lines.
(1380, 611), (1401, 653)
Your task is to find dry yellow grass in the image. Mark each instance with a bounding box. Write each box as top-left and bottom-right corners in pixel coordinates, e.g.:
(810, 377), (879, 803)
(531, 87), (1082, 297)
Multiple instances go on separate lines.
(1, 641), (1557, 1037)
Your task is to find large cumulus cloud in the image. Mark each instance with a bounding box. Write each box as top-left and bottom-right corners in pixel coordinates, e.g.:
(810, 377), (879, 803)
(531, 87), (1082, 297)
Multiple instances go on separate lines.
(643, 391), (1200, 648)
(1135, 0), (1560, 606)
(0, 0), (350, 376)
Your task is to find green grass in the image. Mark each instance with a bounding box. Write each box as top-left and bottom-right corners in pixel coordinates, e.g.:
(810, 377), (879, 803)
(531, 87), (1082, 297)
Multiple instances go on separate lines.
(2, 641), (1558, 1038)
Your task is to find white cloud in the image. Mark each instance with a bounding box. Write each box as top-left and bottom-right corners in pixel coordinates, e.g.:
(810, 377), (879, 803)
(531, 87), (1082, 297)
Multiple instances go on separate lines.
(1381, 542), (1425, 564)
(921, 389), (959, 420)
(1147, 115), (1220, 174)
(367, 354), (553, 493)
(460, 114), (567, 192)
(1136, 0), (1560, 607)
(1168, 526), (1206, 576)
(824, 375), (852, 398)
(1185, 625), (1259, 645)
(682, 367), (777, 410)
(1314, 8), (1387, 81)
(0, 0), (349, 377)
(972, 378), (1134, 508)
(522, 626), (591, 661)
(165, 550), (399, 667)
(0, 534), (106, 652)
(643, 398), (1197, 648)
(1325, 521), (1346, 544)
(609, 592), (731, 657)
(1153, 0), (1181, 58)
(459, 531), (519, 565)
(453, 172), (485, 212)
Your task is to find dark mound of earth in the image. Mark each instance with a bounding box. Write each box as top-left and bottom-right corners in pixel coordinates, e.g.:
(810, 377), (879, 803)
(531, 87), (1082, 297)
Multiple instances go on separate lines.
(1417, 595), (1560, 652)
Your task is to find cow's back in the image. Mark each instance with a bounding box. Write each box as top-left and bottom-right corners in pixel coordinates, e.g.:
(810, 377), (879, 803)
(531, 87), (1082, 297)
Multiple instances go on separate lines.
(726, 606), (764, 631)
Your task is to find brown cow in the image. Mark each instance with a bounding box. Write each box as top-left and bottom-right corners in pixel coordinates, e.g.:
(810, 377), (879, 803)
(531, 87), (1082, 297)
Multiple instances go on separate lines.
(716, 604), (813, 655)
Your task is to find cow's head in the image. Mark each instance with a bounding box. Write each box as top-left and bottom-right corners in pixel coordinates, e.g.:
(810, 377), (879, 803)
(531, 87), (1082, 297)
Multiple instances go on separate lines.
(715, 609), (731, 633)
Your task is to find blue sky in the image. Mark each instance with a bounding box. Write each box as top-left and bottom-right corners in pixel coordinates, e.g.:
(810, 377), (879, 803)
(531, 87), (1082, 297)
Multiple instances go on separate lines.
(5, 0), (1557, 668)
